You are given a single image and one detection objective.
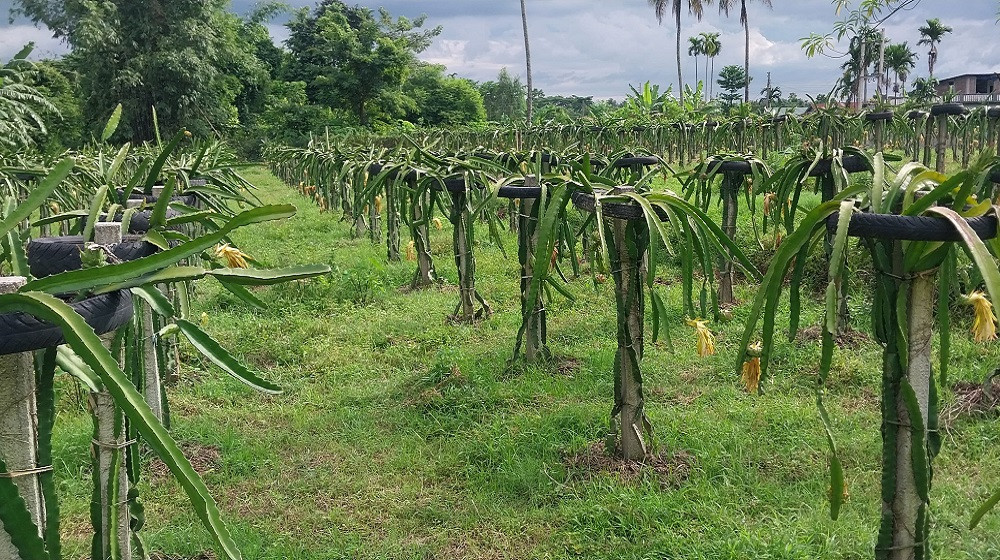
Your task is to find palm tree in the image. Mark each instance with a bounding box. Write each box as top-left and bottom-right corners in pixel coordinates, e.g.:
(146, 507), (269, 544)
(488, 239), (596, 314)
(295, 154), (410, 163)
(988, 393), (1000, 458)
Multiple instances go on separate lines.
(700, 32), (722, 99)
(718, 0), (773, 103)
(649, 0), (711, 102)
(760, 83), (781, 109)
(0, 45), (57, 151)
(520, 0), (533, 123)
(917, 18), (952, 78)
(884, 42), (917, 98)
(688, 35), (705, 97)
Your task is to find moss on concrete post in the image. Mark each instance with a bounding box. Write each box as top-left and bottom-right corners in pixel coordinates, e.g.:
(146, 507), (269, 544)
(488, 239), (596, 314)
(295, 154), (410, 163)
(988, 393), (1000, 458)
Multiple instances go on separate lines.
(605, 212), (650, 461)
(875, 242), (937, 560)
(718, 173), (739, 306)
(409, 182), (437, 289)
(934, 115), (948, 173)
(518, 177), (548, 362)
(91, 222), (132, 560)
(385, 180), (401, 262)
(449, 185), (490, 322)
(0, 276), (45, 558)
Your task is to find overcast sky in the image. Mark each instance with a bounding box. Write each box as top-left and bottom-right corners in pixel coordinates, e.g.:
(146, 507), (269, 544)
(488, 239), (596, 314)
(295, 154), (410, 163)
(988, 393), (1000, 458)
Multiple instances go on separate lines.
(2, 1), (998, 100)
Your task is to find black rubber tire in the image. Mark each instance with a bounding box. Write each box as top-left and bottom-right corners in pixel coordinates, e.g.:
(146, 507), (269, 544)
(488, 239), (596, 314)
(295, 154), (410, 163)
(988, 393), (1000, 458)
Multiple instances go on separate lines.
(89, 209), (183, 234)
(989, 166), (1000, 185)
(27, 235), (160, 279)
(498, 184), (542, 200)
(570, 190), (668, 222)
(704, 121), (720, 128)
(431, 177), (482, 193)
(611, 156), (660, 169)
(807, 154), (871, 177)
(988, 107), (1000, 120)
(931, 103), (967, 117)
(826, 212), (998, 241)
(707, 159), (753, 175)
(126, 193), (199, 207)
(771, 115), (789, 124)
(865, 111), (894, 122)
(907, 110), (928, 120)
(0, 290), (134, 356)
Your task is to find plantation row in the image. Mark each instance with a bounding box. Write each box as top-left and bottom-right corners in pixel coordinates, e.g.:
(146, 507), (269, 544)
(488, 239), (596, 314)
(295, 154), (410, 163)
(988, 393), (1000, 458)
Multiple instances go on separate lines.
(268, 106), (1000, 559)
(326, 105), (1000, 171)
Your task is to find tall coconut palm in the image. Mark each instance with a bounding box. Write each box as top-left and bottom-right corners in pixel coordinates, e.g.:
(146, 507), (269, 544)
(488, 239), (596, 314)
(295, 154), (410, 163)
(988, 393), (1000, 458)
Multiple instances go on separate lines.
(520, 0), (533, 123)
(700, 31), (722, 99)
(718, 0), (773, 103)
(688, 35), (705, 96)
(917, 18), (952, 78)
(884, 42), (917, 98)
(649, 0), (711, 102)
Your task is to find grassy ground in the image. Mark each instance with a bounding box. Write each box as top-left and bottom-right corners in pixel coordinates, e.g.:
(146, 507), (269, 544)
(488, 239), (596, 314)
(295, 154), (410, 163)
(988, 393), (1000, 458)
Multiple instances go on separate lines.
(52, 166), (1000, 559)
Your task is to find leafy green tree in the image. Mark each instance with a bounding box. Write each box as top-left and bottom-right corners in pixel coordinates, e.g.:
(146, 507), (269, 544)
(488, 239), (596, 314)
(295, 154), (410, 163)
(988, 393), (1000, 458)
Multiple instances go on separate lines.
(284, 1), (441, 127)
(29, 58), (84, 151)
(909, 76), (938, 103)
(255, 80), (350, 148)
(534, 94), (594, 121)
(479, 68), (526, 122)
(14, 0), (271, 142)
(403, 64), (485, 126)
(717, 64), (751, 106)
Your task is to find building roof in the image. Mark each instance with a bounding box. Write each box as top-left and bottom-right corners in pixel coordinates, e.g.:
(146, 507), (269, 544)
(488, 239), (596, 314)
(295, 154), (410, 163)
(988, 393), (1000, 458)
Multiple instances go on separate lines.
(936, 72), (1000, 82)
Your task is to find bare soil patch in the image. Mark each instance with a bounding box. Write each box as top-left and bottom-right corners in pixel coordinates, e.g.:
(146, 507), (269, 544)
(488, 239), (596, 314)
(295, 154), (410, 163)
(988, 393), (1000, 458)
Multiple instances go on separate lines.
(563, 441), (694, 489)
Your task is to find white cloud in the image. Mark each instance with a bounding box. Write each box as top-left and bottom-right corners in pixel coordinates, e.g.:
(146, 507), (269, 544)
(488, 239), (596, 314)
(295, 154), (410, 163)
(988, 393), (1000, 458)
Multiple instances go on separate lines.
(0, 24), (65, 60)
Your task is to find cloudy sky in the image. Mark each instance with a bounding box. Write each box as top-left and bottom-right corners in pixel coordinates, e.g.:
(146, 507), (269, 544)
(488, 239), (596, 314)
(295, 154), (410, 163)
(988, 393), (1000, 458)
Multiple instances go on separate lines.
(2, 1), (998, 100)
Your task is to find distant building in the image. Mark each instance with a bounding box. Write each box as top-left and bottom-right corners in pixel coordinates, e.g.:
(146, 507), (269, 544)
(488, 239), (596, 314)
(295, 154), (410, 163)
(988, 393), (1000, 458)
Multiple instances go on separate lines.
(935, 73), (1000, 98)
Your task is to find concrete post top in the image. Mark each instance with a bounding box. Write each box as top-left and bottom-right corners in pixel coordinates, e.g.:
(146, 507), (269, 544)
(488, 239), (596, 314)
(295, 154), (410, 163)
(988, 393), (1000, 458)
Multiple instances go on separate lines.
(152, 185), (165, 198)
(524, 175), (538, 187)
(125, 199), (143, 209)
(0, 276), (27, 294)
(94, 222), (123, 245)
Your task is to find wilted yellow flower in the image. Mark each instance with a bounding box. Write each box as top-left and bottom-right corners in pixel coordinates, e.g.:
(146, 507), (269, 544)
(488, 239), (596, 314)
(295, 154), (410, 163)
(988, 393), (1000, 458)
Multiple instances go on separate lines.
(406, 240), (416, 261)
(967, 292), (998, 343)
(763, 193), (778, 215)
(374, 195), (383, 214)
(741, 342), (762, 393)
(685, 318), (716, 357)
(200, 312), (209, 327)
(432, 217), (443, 230)
(214, 243), (251, 269)
(183, 130), (192, 138)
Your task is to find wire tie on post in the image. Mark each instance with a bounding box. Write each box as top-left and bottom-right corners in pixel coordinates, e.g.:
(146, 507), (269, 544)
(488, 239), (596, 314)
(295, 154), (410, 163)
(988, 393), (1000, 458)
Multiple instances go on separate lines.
(0, 465), (54, 478)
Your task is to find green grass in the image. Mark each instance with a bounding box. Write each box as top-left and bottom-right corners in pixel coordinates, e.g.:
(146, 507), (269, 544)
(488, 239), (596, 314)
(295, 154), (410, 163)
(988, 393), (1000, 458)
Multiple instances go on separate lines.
(50, 166), (1000, 559)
